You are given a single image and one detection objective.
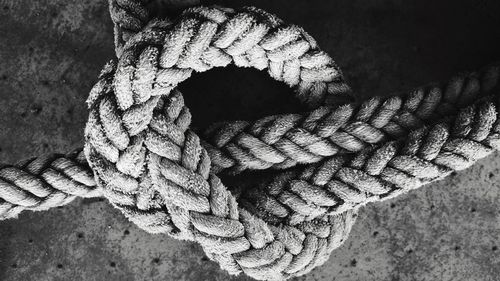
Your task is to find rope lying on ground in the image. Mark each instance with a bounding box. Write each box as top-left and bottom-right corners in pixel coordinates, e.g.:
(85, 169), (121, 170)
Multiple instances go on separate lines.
(0, 6), (358, 279)
(85, 53), (500, 279)
(239, 95), (500, 224)
(109, 0), (152, 57)
(85, 7), (360, 278)
(109, 0), (202, 56)
(0, 150), (100, 220)
(84, 6), (500, 279)
(2, 3), (500, 280)
(204, 64), (500, 173)
(1, 63), (497, 221)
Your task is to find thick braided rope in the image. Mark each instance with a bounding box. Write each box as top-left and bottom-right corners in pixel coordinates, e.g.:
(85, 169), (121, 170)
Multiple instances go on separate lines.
(3, 87), (500, 279)
(1, 64), (499, 220)
(113, 6), (352, 109)
(109, 0), (202, 56)
(0, 149), (100, 220)
(109, 0), (153, 56)
(1, 3), (353, 226)
(2, 3), (500, 279)
(85, 61), (359, 279)
(84, 6), (359, 279)
(203, 64), (500, 173)
(83, 6), (500, 279)
(238, 95), (500, 225)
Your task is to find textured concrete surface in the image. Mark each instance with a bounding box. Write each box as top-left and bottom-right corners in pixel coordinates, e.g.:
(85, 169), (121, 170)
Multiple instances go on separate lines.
(1, 0), (500, 280)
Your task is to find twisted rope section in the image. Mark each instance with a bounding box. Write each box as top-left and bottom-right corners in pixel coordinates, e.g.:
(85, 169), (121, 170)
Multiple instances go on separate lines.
(2, 2), (500, 279)
(85, 61), (181, 234)
(109, 0), (153, 57)
(84, 6), (360, 279)
(239, 95), (500, 225)
(1, 64), (499, 221)
(203, 65), (500, 173)
(83, 5), (500, 278)
(0, 149), (99, 220)
(85, 62), (358, 279)
(113, 6), (351, 109)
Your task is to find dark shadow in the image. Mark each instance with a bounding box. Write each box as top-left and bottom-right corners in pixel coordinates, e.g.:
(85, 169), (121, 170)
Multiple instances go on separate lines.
(178, 66), (305, 129)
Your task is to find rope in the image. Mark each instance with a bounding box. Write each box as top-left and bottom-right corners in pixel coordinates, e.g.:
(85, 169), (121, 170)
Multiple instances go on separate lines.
(0, 149), (100, 220)
(203, 65), (500, 173)
(83, 6), (500, 279)
(85, 58), (500, 279)
(239, 95), (500, 224)
(1, 3), (500, 280)
(84, 7), (359, 278)
(113, 6), (352, 108)
(2, 63), (497, 221)
(109, 0), (153, 57)
(85, 62), (358, 278)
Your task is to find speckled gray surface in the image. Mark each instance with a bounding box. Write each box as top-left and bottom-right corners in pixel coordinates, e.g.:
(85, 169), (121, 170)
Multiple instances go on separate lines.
(1, 0), (500, 280)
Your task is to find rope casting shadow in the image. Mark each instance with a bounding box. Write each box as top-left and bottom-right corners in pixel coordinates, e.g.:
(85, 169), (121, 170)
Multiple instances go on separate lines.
(1, 1), (500, 280)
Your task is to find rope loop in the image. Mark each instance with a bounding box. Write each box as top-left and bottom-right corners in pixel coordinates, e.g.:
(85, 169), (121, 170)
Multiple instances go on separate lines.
(85, 6), (355, 279)
(2, 2), (500, 280)
(83, 5), (500, 278)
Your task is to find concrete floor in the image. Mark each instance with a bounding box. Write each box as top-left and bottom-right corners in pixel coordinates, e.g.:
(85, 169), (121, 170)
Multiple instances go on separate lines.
(1, 0), (500, 280)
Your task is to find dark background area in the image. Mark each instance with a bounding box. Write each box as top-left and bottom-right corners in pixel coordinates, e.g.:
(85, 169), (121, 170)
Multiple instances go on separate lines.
(1, 0), (500, 280)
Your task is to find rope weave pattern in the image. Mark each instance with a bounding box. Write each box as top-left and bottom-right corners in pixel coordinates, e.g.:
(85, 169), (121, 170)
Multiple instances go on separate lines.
(109, 0), (152, 56)
(85, 57), (500, 277)
(115, 6), (351, 108)
(1, 2), (500, 280)
(84, 6), (359, 278)
(1, 64), (498, 221)
(84, 63), (359, 278)
(203, 65), (500, 173)
(238, 96), (500, 225)
(82, 5), (500, 278)
(0, 149), (99, 220)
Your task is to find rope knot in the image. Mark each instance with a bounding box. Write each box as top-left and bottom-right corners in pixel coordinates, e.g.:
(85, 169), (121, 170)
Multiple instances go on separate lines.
(2, 3), (500, 280)
(84, 6), (356, 280)
(82, 6), (500, 280)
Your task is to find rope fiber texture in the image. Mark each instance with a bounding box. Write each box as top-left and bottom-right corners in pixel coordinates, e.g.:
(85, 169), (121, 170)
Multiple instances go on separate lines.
(2, 2), (500, 280)
(0, 149), (100, 220)
(109, 0), (152, 57)
(203, 64), (500, 174)
(109, 0), (202, 56)
(239, 94), (500, 224)
(85, 6), (357, 279)
(84, 5), (500, 278)
(2, 63), (498, 223)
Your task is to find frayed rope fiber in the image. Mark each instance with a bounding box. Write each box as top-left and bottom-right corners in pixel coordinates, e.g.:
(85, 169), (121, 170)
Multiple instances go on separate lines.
(1, 2), (500, 280)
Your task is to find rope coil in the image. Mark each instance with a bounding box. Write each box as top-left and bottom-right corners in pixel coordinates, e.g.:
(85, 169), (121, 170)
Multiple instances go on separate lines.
(2, 64), (498, 223)
(1, 2), (500, 280)
(85, 6), (357, 278)
(109, 0), (152, 57)
(85, 5), (500, 278)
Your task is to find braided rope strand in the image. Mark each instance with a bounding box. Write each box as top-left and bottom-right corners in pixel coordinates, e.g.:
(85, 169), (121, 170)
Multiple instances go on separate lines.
(84, 61), (359, 279)
(84, 6), (360, 278)
(3, 77), (499, 278)
(1, 60), (498, 274)
(114, 6), (352, 109)
(109, 0), (153, 56)
(203, 64), (500, 173)
(0, 149), (100, 220)
(2, 3), (500, 279)
(1, 63), (498, 220)
(83, 6), (500, 279)
(240, 95), (500, 225)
